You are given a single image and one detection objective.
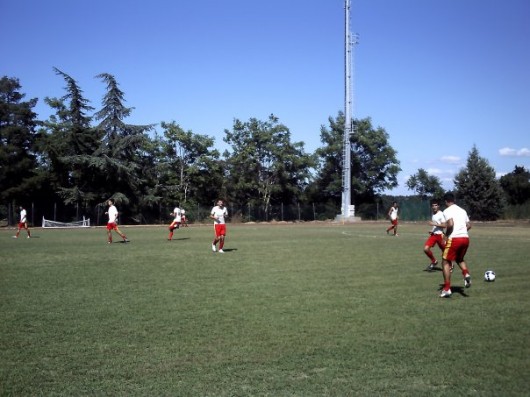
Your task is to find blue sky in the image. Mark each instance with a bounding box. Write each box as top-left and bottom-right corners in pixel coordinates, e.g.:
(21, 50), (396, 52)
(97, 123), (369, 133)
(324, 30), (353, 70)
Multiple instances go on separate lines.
(2, 0), (529, 195)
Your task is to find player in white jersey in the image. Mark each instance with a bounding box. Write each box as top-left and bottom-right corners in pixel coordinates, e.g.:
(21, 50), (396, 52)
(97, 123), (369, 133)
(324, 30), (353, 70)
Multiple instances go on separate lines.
(14, 206), (31, 238)
(210, 199), (228, 253)
(438, 192), (472, 298)
(386, 201), (399, 236)
(105, 199), (129, 244)
(424, 199), (446, 271)
(168, 206), (181, 241)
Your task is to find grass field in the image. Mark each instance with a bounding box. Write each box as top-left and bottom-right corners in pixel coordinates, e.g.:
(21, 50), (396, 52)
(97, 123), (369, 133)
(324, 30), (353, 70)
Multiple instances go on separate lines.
(1, 221), (529, 396)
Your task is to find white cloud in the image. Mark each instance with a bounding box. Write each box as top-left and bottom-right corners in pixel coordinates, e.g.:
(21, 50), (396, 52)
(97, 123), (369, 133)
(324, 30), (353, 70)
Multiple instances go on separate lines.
(426, 167), (443, 175)
(440, 155), (461, 164)
(499, 147), (530, 157)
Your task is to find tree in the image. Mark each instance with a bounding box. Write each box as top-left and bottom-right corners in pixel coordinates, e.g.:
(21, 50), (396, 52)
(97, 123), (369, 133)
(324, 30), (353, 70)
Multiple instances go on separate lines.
(0, 76), (41, 204)
(39, 68), (102, 207)
(499, 166), (530, 205)
(351, 117), (401, 201)
(158, 121), (222, 205)
(306, 115), (343, 205)
(223, 114), (314, 213)
(310, 112), (400, 206)
(406, 168), (445, 199)
(93, 73), (155, 213)
(454, 145), (504, 221)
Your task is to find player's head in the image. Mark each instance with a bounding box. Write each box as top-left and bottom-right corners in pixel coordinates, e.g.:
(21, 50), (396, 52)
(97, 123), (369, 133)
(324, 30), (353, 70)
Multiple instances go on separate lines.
(443, 192), (455, 204)
(217, 199), (224, 208)
(107, 199), (114, 206)
(430, 199), (440, 211)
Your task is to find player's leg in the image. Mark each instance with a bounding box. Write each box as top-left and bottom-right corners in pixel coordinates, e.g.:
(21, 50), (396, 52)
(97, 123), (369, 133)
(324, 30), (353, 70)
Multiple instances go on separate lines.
(116, 226), (128, 242)
(455, 240), (471, 287)
(168, 222), (175, 240)
(15, 222), (22, 238)
(440, 240), (454, 297)
(212, 225), (219, 251)
(218, 225), (227, 252)
(423, 246), (436, 262)
(440, 259), (453, 297)
(424, 239), (437, 270)
(461, 260), (471, 288)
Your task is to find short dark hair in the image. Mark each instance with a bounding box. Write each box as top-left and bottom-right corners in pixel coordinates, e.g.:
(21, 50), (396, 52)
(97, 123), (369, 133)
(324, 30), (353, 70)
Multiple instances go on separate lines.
(443, 192), (455, 203)
(430, 198), (440, 206)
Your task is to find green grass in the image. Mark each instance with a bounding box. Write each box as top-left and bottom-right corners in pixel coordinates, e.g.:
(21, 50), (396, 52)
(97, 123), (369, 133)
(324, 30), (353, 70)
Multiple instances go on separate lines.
(1, 222), (529, 396)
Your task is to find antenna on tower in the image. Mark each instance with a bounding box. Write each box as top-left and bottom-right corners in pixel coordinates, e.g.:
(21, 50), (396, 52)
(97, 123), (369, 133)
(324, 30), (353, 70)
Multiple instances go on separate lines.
(339, 0), (358, 222)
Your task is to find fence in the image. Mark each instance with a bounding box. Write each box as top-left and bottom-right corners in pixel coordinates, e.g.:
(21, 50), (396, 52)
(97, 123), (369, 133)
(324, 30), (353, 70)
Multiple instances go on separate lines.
(2, 200), (529, 227)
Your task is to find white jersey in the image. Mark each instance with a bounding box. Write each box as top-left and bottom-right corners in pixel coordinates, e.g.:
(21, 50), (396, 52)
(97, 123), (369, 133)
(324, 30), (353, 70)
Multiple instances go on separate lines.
(389, 207), (398, 221)
(20, 209), (27, 223)
(431, 210), (445, 235)
(443, 204), (469, 238)
(108, 205), (118, 223)
(211, 206), (228, 224)
(172, 207), (182, 222)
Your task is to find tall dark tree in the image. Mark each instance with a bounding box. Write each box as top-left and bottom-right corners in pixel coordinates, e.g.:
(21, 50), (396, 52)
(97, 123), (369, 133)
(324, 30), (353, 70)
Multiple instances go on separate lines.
(39, 68), (102, 206)
(406, 168), (445, 199)
(93, 73), (155, 212)
(223, 114), (314, 213)
(306, 115), (343, 205)
(309, 112), (400, 206)
(0, 76), (41, 204)
(499, 165), (530, 205)
(454, 145), (504, 221)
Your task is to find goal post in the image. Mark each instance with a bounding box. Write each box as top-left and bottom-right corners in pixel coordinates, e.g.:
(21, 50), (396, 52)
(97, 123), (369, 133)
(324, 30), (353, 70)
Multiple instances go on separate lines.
(42, 216), (91, 228)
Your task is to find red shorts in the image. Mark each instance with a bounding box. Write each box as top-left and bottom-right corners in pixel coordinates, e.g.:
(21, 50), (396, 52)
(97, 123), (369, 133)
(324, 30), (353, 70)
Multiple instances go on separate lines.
(169, 221), (180, 230)
(106, 222), (118, 231)
(425, 233), (445, 249)
(214, 224), (226, 237)
(18, 222), (27, 229)
(443, 237), (469, 262)
(390, 219), (398, 226)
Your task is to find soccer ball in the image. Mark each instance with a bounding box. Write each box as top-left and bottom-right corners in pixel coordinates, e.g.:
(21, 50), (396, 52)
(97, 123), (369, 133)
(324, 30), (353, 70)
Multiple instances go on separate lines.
(484, 270), (496, 282)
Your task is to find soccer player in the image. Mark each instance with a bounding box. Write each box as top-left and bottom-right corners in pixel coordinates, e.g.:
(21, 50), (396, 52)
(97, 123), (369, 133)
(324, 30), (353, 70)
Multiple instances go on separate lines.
(168, 205), (182, 240)
(210, 199), (228, 253)
(424, 199), (446, 271)
(438, 192), (472, 298)
(105, 199), (129, 244)
(386, 201), (399, 236)
(14, 206), (31, 239)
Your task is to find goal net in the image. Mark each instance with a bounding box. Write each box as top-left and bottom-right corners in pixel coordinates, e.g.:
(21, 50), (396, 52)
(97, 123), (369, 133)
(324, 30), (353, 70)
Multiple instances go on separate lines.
(42, 216), (91, 228)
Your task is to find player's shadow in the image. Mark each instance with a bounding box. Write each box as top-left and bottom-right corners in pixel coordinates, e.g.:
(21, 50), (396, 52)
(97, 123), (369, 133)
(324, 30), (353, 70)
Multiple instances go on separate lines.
(221, 248), (237, 252)
(438, 284), (469, 297)
(168, 237), (190, 241)
(423, 266), (442, 272)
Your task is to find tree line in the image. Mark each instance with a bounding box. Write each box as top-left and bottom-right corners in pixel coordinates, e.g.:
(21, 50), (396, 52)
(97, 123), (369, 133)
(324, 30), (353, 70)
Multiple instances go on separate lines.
(1, 71), (529, 223)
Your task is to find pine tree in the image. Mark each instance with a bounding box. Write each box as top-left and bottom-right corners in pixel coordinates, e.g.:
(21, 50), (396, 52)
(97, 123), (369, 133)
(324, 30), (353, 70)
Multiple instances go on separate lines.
(0, 76), (41, 203)
(454, 145), (504, 221)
